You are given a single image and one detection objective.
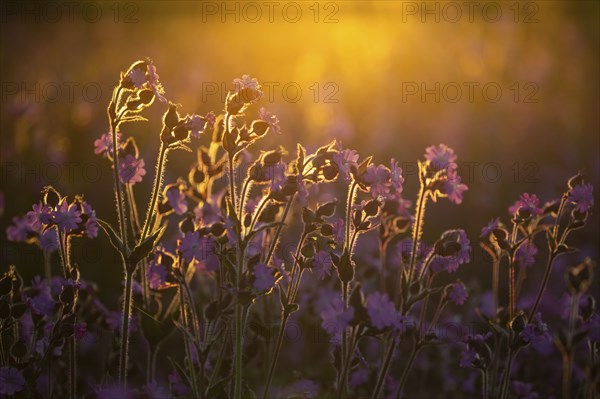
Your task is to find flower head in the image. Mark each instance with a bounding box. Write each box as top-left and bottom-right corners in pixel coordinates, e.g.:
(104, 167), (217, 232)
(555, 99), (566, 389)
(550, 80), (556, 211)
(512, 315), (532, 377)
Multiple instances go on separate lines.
(118, 154), (146, 185)
(53, 199), (82, 233)
(366, 292), (398, 330)
(259, 107), (281, 135)
(568, 183), (594, 213)
(311, 250), (332, 280)
(27, 201), (52, 231)
(448, 281), (468, 305)
(253, 263), (277, 292)
(363, 164), (392, 198)
(425, 144), (457, 170)
(480, 217), (500, 238)
(0, 366), (25, 396)
(94, 131), (121, 158)
(165, 184), (188, 215)
(516, 241), (537, 269)
(178, 232), (215, 264)
(333, 144), (359, 182)
(444, 168), (468, 204)
(509, 193), (542, 218)
(320, 297), (354, 344)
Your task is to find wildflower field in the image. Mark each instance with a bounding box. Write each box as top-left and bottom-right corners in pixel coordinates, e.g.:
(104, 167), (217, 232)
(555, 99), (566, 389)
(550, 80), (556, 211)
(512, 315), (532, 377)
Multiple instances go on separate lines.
(0, 2), (598, 398)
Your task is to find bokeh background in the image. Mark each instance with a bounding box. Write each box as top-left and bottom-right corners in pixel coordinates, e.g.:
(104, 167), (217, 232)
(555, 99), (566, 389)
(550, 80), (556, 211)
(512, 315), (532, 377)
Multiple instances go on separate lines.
(1, 0), (598, 327)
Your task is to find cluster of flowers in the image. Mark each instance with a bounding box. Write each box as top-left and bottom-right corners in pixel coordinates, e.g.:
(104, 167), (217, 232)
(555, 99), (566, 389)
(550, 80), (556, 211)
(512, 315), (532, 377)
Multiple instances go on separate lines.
(1, 60), (596, 399)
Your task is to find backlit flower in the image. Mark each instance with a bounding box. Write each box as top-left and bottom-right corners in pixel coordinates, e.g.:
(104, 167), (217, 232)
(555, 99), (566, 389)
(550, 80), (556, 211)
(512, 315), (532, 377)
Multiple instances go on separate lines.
(311, 250), (332, 280)
(366, 291), (398, 330)
(118, 154), (146, 185)
(568, 183), (594, 213)
(253, 263), (277, 292)
(425, 144), (457, 170)
(0, 367), (25, 396)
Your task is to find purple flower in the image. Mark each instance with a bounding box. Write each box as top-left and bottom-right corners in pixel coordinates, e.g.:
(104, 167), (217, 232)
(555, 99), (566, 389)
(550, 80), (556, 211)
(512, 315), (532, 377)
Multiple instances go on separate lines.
(266, 162), (287, 191)
(128, 68), (146, 89)
(508, 193), (542, 217)
(520, 313), (547, 344)
(259, 107), (281, 135)
(94, 131), (120, 158)
(27, 202), (52, 231)
(568, 183), (594, 213)
(53, 199), (82, 233)
(311, 250), (332, 280)
(516, 241), (537, 269)
(511, 381), (540, 399)
(364, 164), (392, 198)
(333, 145), (359, 182)
(82, 201), (98, 239)
(169, 370), (190, 396)
(366, 292), (397, 330)
(433, 229), (471, 273)
(448, 281), (468, 305)
(147, 258), (170, 290)
(204, 111), (216, 131)
(330, 218), (345, 248)
(118, 154), (146, 185)
(349, 367), (369, 390)
(178, 232), (214, 264)
(444, 168), (468, 204)
(459, 346), (477, 368)
(424, 144), (457, 170)
(480, 217), (500, 238)
(0, 366), (25, 396)
(166, 185), (188, 215)
(233, 74), (260, 92)
(390, 159), (404, 193)
(146, 63), (167, 103)
(183, 114), (207, 139)
(7, 215), (33, 242)
(194, 201), (223, 225)
(460, 332), (492, 368)
(143, 381), (169, 399)
(320, 297), (354, 343)
(253, 263), (277, 292)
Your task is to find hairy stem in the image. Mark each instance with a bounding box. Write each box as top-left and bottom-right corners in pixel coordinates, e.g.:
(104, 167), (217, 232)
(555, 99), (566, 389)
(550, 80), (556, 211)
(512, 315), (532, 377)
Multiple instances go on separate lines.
(528, 252), (557, 322)
(119, 271), (134, 387)
(140, 143), (168, 243)
(407, 184), (427, 289)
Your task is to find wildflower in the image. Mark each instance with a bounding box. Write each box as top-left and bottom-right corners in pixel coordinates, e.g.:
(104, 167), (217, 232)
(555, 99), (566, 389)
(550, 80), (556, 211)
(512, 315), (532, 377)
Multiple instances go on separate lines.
(480, 217), (500, 238)
(444, 168), (468, 204)
(349, 367), (369, 390)
(53, 199), (82, 233)
(460, 332), (492, 368)
(366, 292), (398, 330)
(165, 184), (188, 215)
(363, 164), (392, 198)
(311, 250), (332, 280)
(266, 162), (287, 191)
(27, 202), (52, 231)
(516, 241), (537, 269)
(94, 131), (121, 158)
(253, 263), (277, 292)
(448, 281), (468, 305)
(233, 74), (260, 92)
(168, 370), (190, 396)
(333, 145), (359, 182)
(259, 107), (281, 135)
(118, 154), (146, 185)
(568, 183), (594, 213)
(6, 215), (33, 242)
(142, 381), (169, 399)
(511, 381), (540, 399)
(178, 232), (214, 264)
(425, 144), (457, 170)
(330, 218), (345, 248)
(508, 193), (542, 218)
(82, 201), (98, 239)
(519, 313), (548, 344)
(320, 297), (354, 343)
(204, 111), (216, 131)
(433, 229), (471, 273)
(0, 366), (25, 396)
(389, 158), (404, 193)
(147, 258), (170, 290)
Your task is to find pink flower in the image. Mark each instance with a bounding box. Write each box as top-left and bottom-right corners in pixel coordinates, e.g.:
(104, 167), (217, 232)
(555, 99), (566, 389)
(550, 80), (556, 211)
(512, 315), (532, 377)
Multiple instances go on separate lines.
(333, 146), (359, 182)
(259, 107), (281, 135)
(444, 169), (468, 204)
(568, 184), (594, 213)
(94, 131), (121, 158)
(363, 164), (392, 198)
(424, 144), (457, 170)
(508, 193), (542, 217)
(390, 159), (404, 193)
(233, 74), (260, 91)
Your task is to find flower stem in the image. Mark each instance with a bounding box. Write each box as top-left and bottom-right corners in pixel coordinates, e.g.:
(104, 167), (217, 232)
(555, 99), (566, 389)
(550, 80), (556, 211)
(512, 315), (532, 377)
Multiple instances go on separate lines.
(371, 338), (396, 399)
(264, 194), (295, 265)
(481, 369), (489, 399)
(140, 143), (167, 243)
(407, 184), (427, 288)
(262, 313), (290, 399)
(119, 270), (134, 387)
(499, 348), (515, 399)
(528, 252), (557, 322)
(110, 109), (129, 253)
(395, 343), (420, 399)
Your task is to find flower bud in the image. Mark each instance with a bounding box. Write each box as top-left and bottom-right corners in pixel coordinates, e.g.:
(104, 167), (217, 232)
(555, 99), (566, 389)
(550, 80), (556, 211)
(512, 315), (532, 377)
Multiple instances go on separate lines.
(43, 186), (61, 208)
(163, 103), (180, 130)
(139, 89), (155, 104)
(172, 124), (190, 141)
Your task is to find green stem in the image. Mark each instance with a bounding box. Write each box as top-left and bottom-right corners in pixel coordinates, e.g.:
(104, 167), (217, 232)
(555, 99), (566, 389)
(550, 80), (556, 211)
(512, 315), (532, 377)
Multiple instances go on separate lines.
(407, 184), (427, 289)
(140, 143), (167, 243)
(262, 313), (290, 399)
(119, 271), (134, 387)
(371, 338), (396, 399)
(499, 348), (515, 399)
(395, 343), (420, 399)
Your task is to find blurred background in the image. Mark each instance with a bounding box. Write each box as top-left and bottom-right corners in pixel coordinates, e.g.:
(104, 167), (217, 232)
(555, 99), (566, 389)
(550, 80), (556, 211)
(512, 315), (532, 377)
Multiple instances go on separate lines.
(1, 1), (598, 300)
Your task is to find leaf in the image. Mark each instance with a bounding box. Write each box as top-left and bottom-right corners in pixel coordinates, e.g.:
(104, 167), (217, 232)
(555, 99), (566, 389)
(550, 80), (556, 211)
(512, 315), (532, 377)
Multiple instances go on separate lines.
(137, 305), (175, 346)
(119, 115), (149, 124)
(97, 218), (125, 255)
(244, 222), (285, 243)
(129, 225), (167, 267)
(297, 143), (306, 173)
